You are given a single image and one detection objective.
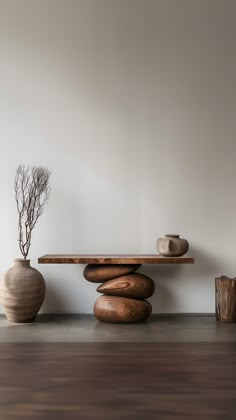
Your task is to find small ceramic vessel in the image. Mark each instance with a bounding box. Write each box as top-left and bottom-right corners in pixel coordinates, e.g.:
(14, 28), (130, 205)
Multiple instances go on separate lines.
(156, 234), (189, 257)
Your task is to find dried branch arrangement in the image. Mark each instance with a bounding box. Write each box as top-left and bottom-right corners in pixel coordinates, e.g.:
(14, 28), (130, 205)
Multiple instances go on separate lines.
(14, 165), (51, 259)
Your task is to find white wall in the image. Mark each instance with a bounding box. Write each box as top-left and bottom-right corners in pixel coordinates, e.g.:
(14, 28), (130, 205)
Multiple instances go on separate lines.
(0, 0), (235, 314)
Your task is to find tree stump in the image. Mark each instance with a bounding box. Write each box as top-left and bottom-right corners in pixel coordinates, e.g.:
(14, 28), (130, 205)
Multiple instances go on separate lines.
(215, 277), (236, 322)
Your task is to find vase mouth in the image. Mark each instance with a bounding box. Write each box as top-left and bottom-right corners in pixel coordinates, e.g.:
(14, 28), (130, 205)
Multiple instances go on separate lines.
(14, 259), (31, 267)
(165, 234), (180, 238)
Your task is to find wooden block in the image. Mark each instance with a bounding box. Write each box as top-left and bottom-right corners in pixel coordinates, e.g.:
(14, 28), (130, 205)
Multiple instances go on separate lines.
(38, 254), (194, 264)
(97, 273), (155, 299)
(83, 264), (141, 283)
(215, 276), (236, 322)
(94, 295), (152, 323)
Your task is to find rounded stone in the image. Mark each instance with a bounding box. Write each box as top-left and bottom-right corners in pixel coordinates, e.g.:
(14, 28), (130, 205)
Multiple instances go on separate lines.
(97, 273), (155, 299)
(83, 264), (141, 283)
(94, 295), (152, 323)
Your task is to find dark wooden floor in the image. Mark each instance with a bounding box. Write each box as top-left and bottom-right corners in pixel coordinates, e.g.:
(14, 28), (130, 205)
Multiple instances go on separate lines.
(0, 342), (236, 419)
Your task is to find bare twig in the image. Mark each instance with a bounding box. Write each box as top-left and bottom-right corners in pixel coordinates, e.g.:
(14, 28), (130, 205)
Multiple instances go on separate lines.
(14, 165), (51, 259)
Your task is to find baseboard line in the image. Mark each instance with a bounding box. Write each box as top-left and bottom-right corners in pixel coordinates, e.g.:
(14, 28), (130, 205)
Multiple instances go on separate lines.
(0, 313), (215, 318)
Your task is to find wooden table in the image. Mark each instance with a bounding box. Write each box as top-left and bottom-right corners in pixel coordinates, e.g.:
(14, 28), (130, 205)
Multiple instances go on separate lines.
(38, 254), (194, 323)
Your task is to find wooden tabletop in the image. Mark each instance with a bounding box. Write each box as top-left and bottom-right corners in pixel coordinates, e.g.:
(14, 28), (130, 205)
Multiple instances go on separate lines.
(38, 254), (194, 264)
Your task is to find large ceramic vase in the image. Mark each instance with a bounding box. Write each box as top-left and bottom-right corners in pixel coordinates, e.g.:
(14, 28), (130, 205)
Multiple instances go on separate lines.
(156, 234), (189, 257)
(0, 259), (45, 323)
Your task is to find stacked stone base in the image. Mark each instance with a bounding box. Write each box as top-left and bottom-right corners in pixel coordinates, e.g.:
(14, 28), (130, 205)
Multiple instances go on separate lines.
(83, 264), (155, 323)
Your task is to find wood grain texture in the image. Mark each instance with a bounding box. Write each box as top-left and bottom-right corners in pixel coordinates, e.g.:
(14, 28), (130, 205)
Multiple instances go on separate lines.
(215, 277), (236, 322)
(38, 254), (194, 264)
(0, 342), (236, 419)
(83, 264), (141, 283)
(94, 295), (152, 323)
(97, 273), (155, 299)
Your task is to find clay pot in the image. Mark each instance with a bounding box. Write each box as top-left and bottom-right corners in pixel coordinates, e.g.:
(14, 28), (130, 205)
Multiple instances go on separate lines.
(156, 234), (189, 257)
(0, 259), (45, 323)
